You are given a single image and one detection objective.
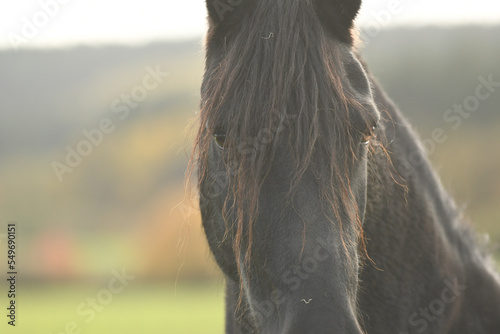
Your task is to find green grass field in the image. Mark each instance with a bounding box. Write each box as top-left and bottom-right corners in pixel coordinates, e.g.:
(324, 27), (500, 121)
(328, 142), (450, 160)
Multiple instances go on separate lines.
(1, 282), (224, 334)
(4, 271), (500, 334)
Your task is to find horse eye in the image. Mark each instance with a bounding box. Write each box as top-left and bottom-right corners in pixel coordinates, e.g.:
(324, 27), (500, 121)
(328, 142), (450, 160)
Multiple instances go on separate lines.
(362, 125), (377, 145)
(214, 134), (227, 149)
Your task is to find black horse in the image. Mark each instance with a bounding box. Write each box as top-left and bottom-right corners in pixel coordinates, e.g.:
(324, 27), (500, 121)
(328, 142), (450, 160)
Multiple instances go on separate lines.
(191, 0), (500, 333)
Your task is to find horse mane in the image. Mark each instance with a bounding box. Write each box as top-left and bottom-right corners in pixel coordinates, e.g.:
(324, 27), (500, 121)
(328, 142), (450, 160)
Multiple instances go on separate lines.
(190, 0), (378, 300)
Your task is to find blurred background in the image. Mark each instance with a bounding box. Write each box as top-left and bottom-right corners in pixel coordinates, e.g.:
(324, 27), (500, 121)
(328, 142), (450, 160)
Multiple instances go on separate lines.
(0, 1), (499, 333)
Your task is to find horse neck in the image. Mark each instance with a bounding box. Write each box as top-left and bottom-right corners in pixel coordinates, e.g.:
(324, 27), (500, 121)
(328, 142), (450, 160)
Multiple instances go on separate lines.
(361, 76), (500, 330)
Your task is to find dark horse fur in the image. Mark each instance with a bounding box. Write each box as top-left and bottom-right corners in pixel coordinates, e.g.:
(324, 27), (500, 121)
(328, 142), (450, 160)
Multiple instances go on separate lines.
(192, 0), (500, 333)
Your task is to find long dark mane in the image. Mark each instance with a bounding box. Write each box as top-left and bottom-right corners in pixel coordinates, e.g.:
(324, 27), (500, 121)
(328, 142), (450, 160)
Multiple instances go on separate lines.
(190, 0), (382, 299)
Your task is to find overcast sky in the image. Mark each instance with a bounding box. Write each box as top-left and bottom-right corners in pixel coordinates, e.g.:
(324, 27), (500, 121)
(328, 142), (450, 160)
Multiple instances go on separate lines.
(0, 0), (499, 50)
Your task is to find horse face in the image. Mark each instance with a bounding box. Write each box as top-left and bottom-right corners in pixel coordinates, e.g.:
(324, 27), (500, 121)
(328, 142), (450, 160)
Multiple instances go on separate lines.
(197, 0), (379, 332)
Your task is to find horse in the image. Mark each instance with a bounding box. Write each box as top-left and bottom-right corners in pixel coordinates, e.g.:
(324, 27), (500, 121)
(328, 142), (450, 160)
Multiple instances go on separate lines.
(191, 0), (500, 333)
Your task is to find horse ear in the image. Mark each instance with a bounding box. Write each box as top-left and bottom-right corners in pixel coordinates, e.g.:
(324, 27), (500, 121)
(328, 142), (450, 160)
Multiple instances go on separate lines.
(314, 0), (362, 43)
(205, 0), (245, 26)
